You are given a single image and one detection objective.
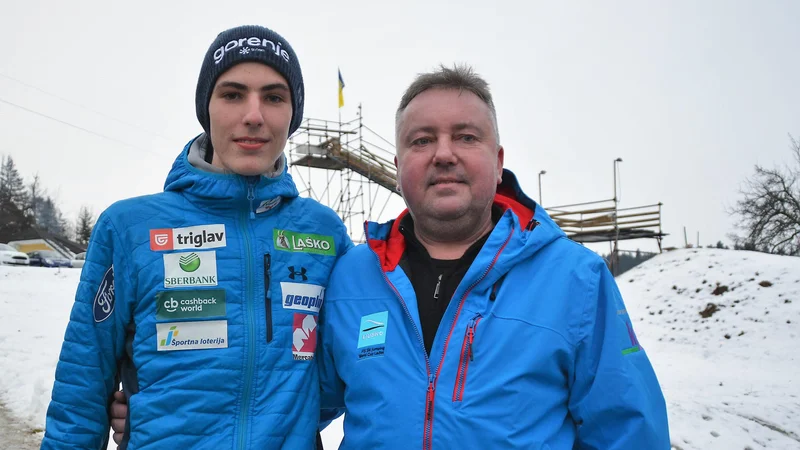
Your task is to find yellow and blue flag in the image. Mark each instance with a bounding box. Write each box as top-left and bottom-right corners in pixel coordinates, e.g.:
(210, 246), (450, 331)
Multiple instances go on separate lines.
(338, 68), (345, 108)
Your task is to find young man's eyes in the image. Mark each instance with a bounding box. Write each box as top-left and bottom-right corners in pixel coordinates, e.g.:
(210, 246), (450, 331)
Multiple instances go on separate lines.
(222, 92), (243, 101)
(220, 92), (286, 105)
(265, 94), (286, 104)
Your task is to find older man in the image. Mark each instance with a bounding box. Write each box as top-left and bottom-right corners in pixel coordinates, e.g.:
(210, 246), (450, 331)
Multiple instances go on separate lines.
(317, 64), (670, 449)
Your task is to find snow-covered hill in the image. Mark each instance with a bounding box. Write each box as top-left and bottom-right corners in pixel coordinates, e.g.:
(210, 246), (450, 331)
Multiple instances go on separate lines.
(620, 248), (800, 449)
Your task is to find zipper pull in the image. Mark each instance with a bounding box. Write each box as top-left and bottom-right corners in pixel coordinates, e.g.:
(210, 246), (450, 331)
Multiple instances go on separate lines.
(433, 274), (442, 299)
(426, 375), (436, 420)
(467, 327), (475, 361)
(467, 316), (480, 361)
(247, 181), (256, 220)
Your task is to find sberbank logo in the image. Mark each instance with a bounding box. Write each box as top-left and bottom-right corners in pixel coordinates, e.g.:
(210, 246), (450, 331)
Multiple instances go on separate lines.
(179, 253), (201, 272)
(273, 229), (335, 256)
(160, 326), (179, 346)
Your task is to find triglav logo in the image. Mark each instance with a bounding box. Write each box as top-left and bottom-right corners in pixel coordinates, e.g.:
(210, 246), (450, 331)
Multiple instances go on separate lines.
(150, 224), (226, 251)
(179, 253), (201, 272)
(213, 37), (291, 64)
(153, 233), (170, 247)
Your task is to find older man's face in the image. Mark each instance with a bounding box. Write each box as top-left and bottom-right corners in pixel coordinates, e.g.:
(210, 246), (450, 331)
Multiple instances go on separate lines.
(395, 88), (503, 226)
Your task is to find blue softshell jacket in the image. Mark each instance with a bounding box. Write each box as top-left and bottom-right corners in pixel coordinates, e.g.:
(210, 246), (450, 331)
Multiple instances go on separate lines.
(319, 169), (670, 449)
(41, 136), (352, 449)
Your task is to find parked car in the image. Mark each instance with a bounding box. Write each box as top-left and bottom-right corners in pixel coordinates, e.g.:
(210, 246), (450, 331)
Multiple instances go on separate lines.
(71, 252), (87, 268)
(27, 250), (72, 268)
(0, 243), (30, 266)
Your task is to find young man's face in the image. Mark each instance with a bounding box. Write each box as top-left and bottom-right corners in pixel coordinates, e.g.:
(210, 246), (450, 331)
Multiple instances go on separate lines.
(395, 88), (504, 225)
(208, 62), (292, 176)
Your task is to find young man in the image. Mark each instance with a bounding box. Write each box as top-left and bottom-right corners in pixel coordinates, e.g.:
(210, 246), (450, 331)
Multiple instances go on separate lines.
(317, 65), (670, 448)
(41, 25), (351, 449)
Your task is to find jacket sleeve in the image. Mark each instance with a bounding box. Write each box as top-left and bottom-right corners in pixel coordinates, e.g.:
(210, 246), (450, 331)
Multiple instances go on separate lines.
(317, 228), (350, 432)
(568, 261), (670, 449)
(317, 297), (345, 431)
(41, 212), (134, 449)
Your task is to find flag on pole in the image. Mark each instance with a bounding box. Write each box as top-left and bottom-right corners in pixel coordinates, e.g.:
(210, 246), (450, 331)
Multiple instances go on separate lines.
(338, 68), (345, 108)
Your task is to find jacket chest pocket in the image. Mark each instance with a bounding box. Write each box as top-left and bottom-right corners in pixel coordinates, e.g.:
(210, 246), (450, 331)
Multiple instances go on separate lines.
(453, 313), (482, 402)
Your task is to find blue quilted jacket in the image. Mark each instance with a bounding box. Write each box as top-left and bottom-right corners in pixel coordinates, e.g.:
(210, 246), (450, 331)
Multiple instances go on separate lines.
(319, 169), (669, 449)
(42, 135), (352, 449)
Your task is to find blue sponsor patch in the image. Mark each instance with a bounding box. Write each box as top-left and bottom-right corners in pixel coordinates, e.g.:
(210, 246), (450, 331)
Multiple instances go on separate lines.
(358, 311), (388, 349)
(93, 266), (115, 322)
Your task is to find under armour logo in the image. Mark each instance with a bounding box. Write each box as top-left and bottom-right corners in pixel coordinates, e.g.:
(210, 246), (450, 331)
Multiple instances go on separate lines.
(288, 266), (308, 281)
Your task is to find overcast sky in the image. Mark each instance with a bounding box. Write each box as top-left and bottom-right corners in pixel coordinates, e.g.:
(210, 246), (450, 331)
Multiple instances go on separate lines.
(1, 0), (798, 252)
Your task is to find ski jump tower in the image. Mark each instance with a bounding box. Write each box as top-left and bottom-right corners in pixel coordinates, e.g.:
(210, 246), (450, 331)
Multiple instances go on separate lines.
(287, 107), (401, 243)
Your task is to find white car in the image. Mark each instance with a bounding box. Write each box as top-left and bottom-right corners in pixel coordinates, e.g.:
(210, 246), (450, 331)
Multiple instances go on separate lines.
(0, 243), (30, 266)
(71, 252), (87, 269)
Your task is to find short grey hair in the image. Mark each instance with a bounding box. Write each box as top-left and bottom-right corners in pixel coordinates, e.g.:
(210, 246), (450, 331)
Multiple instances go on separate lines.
(395, 64), (500, 144)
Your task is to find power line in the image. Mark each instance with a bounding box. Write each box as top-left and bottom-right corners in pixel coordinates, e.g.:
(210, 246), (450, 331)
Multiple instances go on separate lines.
(0, 96), (160, 156)
(0, 71), (175, 142)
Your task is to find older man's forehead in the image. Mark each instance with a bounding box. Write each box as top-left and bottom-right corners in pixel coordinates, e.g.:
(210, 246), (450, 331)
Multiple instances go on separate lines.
(405, 122), (486, 135)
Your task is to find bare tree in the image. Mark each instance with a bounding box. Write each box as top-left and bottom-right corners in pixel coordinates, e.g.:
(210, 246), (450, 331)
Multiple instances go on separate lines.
(731, 135), (800, 256)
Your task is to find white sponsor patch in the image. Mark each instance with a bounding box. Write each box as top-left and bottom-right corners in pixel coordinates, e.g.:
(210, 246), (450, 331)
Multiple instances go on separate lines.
(163, 251), (218, 288)
(256, 197), (282, 214)
(280, 282), (324, 314)
(150, 224), (227, 251)
(157, 320), (228, 351)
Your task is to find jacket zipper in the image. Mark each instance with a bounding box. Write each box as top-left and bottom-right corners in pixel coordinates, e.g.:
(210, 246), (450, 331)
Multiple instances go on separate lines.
(264, 253), (273, 343)
(424, 229), (514, 450)
(452, 314), (482, 402)
(235, 179), (258, 450)
(367, 219), (527, 449)
(365, 223), (436, 450)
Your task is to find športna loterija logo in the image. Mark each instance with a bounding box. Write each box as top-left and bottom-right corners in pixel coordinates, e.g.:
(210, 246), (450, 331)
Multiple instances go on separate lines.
(179, 253), (201, 272)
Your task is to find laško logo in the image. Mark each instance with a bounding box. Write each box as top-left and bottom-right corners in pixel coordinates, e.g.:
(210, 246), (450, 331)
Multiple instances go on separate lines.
(150, 225), (226, 251)
(273, 229), (335, 256)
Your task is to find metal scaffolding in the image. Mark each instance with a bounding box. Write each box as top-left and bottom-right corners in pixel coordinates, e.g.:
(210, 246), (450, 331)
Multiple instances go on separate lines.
(287, 107), (401, 243)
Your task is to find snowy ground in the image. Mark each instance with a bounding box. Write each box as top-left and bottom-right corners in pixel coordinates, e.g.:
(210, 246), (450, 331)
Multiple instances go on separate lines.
(621, 248), (800, 449)
(0, 248), (798, 449)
